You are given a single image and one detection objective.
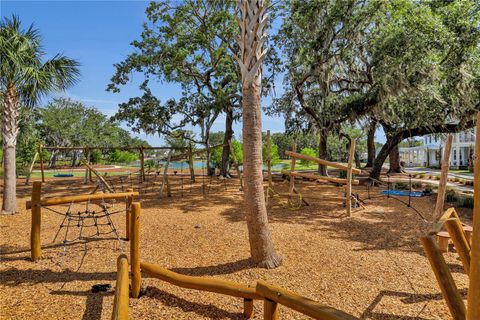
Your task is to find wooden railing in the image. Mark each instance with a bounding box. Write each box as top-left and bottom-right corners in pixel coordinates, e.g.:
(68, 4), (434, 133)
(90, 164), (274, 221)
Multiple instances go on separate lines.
(256, 280), (357, 320)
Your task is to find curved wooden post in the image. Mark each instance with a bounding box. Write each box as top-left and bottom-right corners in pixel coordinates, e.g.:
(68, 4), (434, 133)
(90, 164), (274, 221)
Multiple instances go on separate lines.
(30, 181), (42, 261)
(467, 112), (480, 320)
(445, 218), (471, 274)
(421, 236), (465, 319)
(346, 139), (356, 217)
(25, 151), (39, 185)
(130, 202), (141, 298)
(112, 254), (129, 320)
(434, 135), (453, 221)
(125, 188), (134, 241)
(264, 299), (279, 320)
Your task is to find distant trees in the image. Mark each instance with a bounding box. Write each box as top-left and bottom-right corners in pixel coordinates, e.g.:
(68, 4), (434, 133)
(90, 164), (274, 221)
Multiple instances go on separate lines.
(271, 0), (479, 179)
(108, 0), (241, 177)
(0, 16), (79, 214)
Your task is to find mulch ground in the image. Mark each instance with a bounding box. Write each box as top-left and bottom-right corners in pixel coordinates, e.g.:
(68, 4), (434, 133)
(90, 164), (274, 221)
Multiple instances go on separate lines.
(0, 174), (473, 319)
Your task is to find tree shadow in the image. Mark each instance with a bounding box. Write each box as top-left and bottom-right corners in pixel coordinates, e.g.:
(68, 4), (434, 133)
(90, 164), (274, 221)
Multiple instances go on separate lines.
(360, 289), (468, 320)
(143, 286), (245, 319)
(50, 289), (112, 320)
(170, 258), (254, 276)
(0, 267), (116, 287)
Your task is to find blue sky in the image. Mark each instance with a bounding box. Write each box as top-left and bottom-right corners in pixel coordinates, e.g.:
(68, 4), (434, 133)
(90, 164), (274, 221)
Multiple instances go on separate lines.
(1, 0), (288, 146)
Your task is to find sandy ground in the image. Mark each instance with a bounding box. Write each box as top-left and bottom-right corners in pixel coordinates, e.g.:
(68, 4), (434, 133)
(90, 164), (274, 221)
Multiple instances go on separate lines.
(0, 174), (473, 320)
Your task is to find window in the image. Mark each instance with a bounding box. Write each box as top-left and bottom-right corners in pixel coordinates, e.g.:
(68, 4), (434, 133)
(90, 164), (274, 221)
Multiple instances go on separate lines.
(454, 150), (457, 160)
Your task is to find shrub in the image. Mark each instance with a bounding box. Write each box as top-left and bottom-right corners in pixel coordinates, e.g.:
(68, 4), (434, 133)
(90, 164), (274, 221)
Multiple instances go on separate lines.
(412, 182), (422, 189)
(446, 189), (457, 202)
(107, 150), (139, 164)
(457, 196), (474, 209)
(90, 150), (102, 164)
(395, 182), (410, 190)
(299, 148), (317, 166)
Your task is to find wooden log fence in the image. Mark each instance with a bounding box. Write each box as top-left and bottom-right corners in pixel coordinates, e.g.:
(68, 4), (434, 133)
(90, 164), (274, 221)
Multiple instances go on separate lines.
(284, 151), (362, 174)
(111, 254), (129, 320)
(256, 280), (357, 320)
(27, 182), (137, 261)
(281, 170), (360, 185)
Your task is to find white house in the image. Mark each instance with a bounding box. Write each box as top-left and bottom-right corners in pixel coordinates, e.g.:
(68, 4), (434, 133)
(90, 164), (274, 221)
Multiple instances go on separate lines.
(399, 129), (475, 169)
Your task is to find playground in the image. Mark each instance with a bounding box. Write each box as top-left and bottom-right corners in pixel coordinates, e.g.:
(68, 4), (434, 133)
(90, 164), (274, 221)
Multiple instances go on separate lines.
(0, 172), (473, 319)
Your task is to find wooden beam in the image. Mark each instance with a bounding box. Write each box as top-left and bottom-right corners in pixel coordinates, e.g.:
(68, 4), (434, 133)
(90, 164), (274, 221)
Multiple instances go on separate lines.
(81, 160), (114, 193)
(281, 170), (359, 185)
(467, 111), (480, 320)
(244, 298), (254, 319)
(26, 191), (139, 209)
(421, 236), (466, 320)
(264, 298), (279, 320)
(130, 202), (141, 298)
(140, 262), (260, 300)
(256, 280), (357, 320)
(434, 135), (453, 221)
(346, 139), (356, 217)
(289, 144), (297, 194)
(111, 254), (129, 320)
(445, 218), (471, 274)
(275, 193), (346, 202)
(38, 145), (45, 183)
(25, 151), (39, 185)
(285, 150), (362, 174)
(30, 182), (42, 261)
(430, 208), (460, 234)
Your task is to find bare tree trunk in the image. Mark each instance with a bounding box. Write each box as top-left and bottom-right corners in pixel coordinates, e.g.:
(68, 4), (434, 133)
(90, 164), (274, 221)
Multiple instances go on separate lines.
(366, 120), (377, 167)
(1, 86), (19, 214)
(388, 144), (404, 173)
(220, 107), (234, 177)
(354, 151), (362, 168)
(49, 150), (58, 168)
(317, 132), (328, 176)
(237, 0), (282, 268)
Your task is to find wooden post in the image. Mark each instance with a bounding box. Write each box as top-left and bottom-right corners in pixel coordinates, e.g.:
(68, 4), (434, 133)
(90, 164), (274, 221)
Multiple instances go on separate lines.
(30, 181), (42, 261)
(38, 145), (45, 182)
(84, 148), (91, 184)
(346, 139), (356, 217)
(188, 143), (195, 183)
(434, 135), (453, 221)
(229, 140), (243, 191)
(25, 152), (39, 185)
(130, 202), (141, 298)
(264, 299), (279, 320)
(421, 236), (466, 320)
(289, 144), (297, 194)
(125, 188), (134, 241)
(140, 147), (145, 183)
(81, 160), (114, 193)
(445, 218), (471, 274)
(112, 254), (129, 320)
(244, 298), (254, 319)
(467, 111), (480, 320)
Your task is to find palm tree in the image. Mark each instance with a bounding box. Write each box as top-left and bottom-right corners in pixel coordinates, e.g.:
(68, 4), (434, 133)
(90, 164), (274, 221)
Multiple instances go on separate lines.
(0, 16), (79, 214)
(236, 0), (282, 268)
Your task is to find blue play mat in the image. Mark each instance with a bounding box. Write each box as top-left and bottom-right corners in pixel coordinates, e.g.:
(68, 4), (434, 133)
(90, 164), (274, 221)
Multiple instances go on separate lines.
(381, 190), (425, 197)
(54, 173), (74, 178)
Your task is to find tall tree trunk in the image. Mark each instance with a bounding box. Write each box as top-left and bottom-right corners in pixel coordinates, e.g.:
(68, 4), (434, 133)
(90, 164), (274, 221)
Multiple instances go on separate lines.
(220, 107), (234, 177)
(365, 120), (377, 167)
(370, 135), (403, 180)
(49, 150), (58, 168)
(237, 0), (282, 268)
(317, 132), (328, 176)
(354, 151), (361, 168)
(1, 86), (19, 214)
(205, 132), (214, 176)
(388, 144), (404, 173)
